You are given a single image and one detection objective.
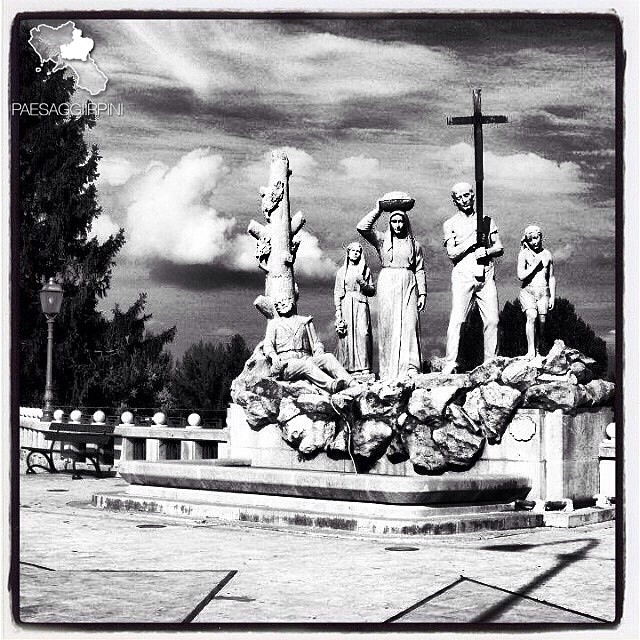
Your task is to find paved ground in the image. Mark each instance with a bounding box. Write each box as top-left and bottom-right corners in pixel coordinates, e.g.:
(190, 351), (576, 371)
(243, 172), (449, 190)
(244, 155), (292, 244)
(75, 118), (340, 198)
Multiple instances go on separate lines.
(14, 469), (619, 628)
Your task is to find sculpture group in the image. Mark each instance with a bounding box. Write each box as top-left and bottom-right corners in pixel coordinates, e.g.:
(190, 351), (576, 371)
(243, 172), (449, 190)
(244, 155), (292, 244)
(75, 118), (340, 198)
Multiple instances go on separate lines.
(231, 149), (611, 472)
(245, 151), (557, 392)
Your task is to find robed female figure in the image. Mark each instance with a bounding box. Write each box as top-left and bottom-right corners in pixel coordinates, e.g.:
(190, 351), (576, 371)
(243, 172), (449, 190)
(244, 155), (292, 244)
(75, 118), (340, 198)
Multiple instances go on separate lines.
(357, 200), (427, 380)
(334, 242), (375, 374)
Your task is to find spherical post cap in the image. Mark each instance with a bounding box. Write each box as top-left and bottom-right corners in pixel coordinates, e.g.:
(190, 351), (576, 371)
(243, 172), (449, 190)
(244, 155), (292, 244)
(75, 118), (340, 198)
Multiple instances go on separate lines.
(92, 410), (106, 424)
(69, 409), (82, 423)
(605, 422), (615, 439)
(121, 411), (134, 425)
(187, 413), (202, 428)
(152, 412), (167, 426)
(53, 409), (64, 422)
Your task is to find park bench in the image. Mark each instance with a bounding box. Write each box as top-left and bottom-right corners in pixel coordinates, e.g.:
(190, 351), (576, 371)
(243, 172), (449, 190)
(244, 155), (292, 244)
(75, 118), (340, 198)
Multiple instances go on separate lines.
(28, 423), (116, 479)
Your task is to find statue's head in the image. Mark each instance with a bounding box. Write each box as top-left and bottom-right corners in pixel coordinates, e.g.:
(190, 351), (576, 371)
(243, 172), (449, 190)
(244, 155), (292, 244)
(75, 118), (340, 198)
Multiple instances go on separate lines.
(346, 242), (363, 264)
(521, 225), (543, 250)
(451, 182), (474, 214)
(389, 211), (408, 238)
(274, 295), (295, 317)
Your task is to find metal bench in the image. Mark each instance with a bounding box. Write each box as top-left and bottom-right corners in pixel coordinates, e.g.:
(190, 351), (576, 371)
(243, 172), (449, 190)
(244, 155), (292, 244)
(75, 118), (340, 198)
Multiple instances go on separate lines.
(21, 443), (61, 474)
(43, 424), (116, 479)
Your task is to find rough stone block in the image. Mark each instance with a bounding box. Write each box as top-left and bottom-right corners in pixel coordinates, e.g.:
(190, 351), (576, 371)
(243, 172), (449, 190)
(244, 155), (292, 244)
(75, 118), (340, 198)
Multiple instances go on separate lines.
(407, 386), (460, 421)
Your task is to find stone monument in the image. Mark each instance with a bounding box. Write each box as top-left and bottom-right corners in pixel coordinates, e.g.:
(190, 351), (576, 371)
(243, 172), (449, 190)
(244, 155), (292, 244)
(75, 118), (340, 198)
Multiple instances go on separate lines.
(100, 148), (616, 535)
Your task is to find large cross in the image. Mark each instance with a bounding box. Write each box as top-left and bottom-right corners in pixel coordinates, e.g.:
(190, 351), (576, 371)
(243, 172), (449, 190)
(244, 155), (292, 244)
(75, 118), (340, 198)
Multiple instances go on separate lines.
(447, 89), (508, 270)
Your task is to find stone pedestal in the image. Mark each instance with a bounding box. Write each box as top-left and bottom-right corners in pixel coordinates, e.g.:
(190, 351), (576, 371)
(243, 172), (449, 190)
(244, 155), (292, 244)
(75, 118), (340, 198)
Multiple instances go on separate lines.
(457, 407), (612, 503)
(226, 403), (613, 503)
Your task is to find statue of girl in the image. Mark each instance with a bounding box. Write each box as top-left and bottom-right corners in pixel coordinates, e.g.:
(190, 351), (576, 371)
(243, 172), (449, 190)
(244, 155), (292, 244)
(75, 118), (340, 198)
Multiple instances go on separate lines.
(357, 198), (427, 380)
(334, 242), (375, 374)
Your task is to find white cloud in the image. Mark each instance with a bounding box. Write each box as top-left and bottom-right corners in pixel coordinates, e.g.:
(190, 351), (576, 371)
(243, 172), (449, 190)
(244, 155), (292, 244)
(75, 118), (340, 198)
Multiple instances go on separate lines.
(294, 229), (338, 279)
(442, 143), (585, 193)
(60, 28), (94, 61)
(339, 155), (381, 181)
(88, 213), (120, 243)
(98, 157), (138, 186)
(124, 148), (236, 264)
(232, 228), (336, 280)
(230, 235), (258, 271)
(109, 22), (457, 103)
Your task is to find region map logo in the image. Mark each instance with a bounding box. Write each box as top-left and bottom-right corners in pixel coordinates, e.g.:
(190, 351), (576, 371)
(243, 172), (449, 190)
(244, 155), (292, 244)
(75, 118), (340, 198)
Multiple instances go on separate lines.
(28, 21), (107, 95)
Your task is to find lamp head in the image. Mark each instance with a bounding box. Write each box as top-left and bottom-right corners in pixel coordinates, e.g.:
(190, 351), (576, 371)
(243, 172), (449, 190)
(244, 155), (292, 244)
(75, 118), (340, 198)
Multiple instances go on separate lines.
(40, 278), (64, 317)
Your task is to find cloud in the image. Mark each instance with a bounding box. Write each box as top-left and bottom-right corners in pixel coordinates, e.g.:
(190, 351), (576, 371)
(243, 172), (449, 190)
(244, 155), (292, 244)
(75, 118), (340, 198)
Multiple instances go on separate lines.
(441, 143), (585, 194)
(293, 229), (338, 279)
(88, 213), (121, 242)
(111, 148), (336, 281)
(98, 157), (138, 186)
(123, 148), (236, 264)
(339, 155), (381, 181)
(108, 21), (458, 104)
(231, 228), (336, 280)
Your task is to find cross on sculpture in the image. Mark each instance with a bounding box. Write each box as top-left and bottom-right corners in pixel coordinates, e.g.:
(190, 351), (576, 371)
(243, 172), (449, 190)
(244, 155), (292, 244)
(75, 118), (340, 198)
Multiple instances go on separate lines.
(447, 89), (508, 279)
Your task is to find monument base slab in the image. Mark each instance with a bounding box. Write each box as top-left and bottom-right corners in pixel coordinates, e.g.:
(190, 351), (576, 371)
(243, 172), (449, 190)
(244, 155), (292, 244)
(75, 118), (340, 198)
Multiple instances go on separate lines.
(93, 484), (544, 536)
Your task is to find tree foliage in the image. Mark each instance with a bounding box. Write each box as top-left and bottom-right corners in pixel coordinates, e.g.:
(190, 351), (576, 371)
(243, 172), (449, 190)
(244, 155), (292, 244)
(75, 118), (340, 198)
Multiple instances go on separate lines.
(171, 335), (251, 410)
(79, 294), (176, 409)
(17, 25), (174, 408)
(457, 297), (608, 375)
(498, 296), (608, 376)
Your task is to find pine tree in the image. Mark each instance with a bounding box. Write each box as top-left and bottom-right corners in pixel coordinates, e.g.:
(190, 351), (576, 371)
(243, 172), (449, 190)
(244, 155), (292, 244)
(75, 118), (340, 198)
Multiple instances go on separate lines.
(82, 294), (176, 409)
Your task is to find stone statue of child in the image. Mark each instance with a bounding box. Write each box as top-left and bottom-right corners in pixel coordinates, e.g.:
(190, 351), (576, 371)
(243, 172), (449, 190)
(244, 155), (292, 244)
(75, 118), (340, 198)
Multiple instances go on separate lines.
(263, 294), (355, 394)
(517, 225), (556, 358)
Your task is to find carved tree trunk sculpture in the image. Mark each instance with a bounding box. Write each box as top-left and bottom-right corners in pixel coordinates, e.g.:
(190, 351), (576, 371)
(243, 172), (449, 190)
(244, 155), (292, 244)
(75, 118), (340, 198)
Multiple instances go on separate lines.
(248, 151), (306, 318)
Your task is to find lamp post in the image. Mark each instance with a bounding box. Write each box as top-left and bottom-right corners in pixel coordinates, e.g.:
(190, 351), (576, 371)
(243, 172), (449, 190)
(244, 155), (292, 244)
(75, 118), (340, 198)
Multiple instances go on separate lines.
(39, 278), (64, 421)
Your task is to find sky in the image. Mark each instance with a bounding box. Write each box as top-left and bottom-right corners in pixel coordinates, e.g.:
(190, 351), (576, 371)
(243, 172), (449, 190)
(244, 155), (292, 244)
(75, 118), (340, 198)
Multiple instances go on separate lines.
(21, 15), (619, 362)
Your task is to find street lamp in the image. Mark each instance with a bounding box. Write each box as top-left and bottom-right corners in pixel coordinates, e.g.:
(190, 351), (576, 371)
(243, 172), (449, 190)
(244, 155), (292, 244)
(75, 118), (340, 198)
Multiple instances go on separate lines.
(39, 278), (64, 421)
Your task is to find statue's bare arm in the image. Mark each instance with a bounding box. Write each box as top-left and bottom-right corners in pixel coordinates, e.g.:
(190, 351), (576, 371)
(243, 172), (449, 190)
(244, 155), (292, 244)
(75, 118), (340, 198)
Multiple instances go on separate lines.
(548, 256), (556, 309)
(517, 249), (543, 282)
(357, 204), (384, 255)
(444, 227), (476, 260)
(485, 230), (504, 258)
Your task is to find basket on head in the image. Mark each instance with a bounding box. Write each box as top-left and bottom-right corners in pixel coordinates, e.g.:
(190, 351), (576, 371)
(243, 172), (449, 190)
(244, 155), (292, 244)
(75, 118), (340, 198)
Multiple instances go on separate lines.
(379, 191), (415, 213)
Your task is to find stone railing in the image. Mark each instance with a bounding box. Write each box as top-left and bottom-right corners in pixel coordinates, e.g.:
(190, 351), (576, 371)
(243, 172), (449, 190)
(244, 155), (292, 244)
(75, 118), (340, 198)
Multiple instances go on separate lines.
(19, 407), (229, 469)
(19, 407), (48, 450)
(116, 411), (229, 463)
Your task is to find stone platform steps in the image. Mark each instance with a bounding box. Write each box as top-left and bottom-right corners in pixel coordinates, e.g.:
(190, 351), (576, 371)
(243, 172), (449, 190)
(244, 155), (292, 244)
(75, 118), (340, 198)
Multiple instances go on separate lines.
(94, 459), (543, 535)
(93, 485), (544, 536)
(113, 459), (532, 505)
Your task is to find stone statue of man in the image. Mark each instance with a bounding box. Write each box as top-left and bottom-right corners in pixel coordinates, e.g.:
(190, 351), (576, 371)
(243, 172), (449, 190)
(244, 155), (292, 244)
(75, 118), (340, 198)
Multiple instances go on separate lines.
(263, 294), (355, 394)
(442, 182), (504, 374)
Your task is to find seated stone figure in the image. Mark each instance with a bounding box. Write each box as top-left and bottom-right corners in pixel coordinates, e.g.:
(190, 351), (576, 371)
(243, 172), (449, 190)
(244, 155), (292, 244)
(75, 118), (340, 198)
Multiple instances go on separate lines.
(263, 295), (355, 394)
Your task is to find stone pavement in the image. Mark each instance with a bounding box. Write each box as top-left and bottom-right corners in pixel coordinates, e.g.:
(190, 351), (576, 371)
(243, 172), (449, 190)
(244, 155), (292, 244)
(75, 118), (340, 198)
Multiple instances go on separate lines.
(14, 470), (618, 627)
